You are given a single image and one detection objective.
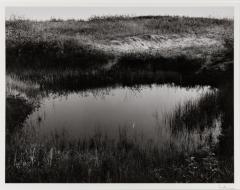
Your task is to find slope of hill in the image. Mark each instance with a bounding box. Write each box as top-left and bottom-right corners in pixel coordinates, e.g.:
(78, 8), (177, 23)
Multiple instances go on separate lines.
(6, 15), (233, 73)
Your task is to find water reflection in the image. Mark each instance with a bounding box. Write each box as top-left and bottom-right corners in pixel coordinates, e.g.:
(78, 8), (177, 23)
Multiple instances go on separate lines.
(23, 84), (215, 142)
(6, 72), (223, 158)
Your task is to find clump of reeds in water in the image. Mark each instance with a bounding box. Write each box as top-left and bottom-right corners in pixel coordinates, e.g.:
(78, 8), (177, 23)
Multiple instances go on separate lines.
(167, 91), (220, 132)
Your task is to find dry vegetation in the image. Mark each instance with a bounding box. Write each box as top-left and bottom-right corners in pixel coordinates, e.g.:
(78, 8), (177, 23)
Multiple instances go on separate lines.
(6, 15), (233, 70)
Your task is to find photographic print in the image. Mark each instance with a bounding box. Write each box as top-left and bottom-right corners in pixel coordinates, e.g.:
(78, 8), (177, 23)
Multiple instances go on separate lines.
(5, 6), (234, 183)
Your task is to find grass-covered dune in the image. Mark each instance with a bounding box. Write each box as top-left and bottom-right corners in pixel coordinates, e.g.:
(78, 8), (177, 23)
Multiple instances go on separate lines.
(6, 15), (233, 71)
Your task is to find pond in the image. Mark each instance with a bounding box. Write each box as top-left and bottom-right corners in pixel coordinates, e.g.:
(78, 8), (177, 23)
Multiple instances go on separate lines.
(6, 75), (221, 155)
(24, 84), (212, 134)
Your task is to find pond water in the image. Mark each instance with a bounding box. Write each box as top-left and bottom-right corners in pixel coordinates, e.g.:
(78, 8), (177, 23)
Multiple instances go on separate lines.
(23, 84), (220, 147)
(7, 74), (222, 155)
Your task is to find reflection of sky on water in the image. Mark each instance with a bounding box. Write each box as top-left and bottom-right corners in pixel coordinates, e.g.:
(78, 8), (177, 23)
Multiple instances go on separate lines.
(7, 73), (221, 156)
(24, 84), (213, 140)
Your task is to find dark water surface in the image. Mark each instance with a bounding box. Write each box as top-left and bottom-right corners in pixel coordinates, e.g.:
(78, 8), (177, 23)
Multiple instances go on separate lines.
(25, 84), (212, 134)
(7, 73), (221, 155)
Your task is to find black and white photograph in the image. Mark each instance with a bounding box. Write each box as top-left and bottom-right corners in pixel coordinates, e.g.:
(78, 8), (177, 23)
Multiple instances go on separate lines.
(2, 1), (239, 187)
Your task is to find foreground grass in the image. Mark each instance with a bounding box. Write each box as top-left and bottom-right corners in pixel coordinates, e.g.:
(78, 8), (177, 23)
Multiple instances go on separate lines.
(6, 129), (233, 183)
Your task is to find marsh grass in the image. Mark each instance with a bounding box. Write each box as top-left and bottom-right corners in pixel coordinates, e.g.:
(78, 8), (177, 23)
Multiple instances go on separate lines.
(167, 83), (233, 161)
(5, 123), (231, 183)
(6, 69), (184, 93)
(34, 15), (232, 39)
(6, 31), (112, 68)
(168, 91), (220, 132)
(6, 74), (41, 98)
(117, 53), (204, 72)
(6, 67), (224, 97)
(6, 95), (34, 136)
(6, 15), (233, 70)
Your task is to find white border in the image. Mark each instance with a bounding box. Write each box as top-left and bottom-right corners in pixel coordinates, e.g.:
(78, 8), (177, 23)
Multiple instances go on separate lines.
(0, 0), (239, 189)
(234, 3), (240, 190)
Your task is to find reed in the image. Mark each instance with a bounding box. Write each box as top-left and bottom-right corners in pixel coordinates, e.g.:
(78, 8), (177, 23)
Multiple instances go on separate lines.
(5, 122), (232, 183)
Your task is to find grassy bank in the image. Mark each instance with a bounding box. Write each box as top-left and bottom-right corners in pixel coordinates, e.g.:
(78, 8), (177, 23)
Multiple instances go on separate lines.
(6, 16), (233, 72)
(6, 62), (232, 96)
(6, 95), (34, 135)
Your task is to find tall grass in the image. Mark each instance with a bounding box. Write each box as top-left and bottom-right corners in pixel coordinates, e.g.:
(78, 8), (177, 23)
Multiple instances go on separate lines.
(7, 68), (218, 96)
(117, 53), (204, 72)
(30, 15), (233, 39)
(6, 95), (34, 135)
(167, 83), (233, 161)
(6, 29), (112, 68)
(6, 15), (233, 69)
(6, 15), (232, 40)
(6, 123), (232, 183)
(168, 91), (220, 132)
